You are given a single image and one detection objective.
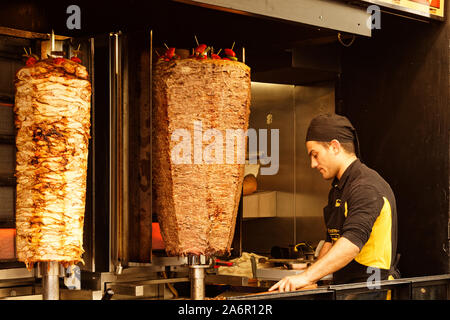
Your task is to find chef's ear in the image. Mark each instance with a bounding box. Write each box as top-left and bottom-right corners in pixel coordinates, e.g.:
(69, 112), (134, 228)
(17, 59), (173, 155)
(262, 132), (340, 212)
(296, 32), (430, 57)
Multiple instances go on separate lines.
(329, 139), (341, 155)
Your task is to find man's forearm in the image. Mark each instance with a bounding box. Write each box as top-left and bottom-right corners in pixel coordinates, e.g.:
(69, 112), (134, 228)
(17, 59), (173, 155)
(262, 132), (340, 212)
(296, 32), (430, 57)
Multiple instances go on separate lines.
(317, 241), (332, 260)
(303, 237), (359, 283)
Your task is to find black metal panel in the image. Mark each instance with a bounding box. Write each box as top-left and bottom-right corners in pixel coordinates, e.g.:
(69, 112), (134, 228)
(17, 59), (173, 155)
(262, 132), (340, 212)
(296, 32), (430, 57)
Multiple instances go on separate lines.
(0, 34), (33, 269)
(126, 30), (153, 263)
(234, 288), (334, 300)
(340, 11), (449, 277)
(90, 35), (111, 273)
(230, 275), (450, 300)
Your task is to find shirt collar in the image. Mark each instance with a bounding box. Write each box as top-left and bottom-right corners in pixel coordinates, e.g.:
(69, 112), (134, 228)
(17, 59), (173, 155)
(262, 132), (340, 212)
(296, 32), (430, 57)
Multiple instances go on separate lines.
(332, 159), (360, 190)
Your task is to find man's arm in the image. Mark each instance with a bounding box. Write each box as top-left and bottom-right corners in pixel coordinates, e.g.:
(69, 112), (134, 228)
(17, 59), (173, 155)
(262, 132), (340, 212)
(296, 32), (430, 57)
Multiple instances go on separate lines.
(269, 237), (359, 292)
(292, 241), (332, 270)
(317, 241), (332, 260)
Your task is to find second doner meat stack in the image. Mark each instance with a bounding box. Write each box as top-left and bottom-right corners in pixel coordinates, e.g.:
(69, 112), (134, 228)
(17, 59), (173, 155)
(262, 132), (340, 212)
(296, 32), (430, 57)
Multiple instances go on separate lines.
(153, 58), (251, 257)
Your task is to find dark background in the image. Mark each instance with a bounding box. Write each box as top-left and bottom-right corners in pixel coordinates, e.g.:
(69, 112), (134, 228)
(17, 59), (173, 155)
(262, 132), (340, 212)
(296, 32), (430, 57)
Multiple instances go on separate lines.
(0, 0), (448, 277)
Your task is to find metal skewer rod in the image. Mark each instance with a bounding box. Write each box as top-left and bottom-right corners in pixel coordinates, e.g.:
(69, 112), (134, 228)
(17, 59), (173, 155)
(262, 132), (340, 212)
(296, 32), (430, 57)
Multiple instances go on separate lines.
(189, 265), (209, 300)
(187, 254), (211, 300)
(41, 261), (60, 300)
(51, 30), (55, 53)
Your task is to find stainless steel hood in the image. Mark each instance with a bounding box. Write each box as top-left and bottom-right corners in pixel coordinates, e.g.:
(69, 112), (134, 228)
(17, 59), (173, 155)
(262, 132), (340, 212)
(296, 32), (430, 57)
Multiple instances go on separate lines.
(175, 0), (372, 36)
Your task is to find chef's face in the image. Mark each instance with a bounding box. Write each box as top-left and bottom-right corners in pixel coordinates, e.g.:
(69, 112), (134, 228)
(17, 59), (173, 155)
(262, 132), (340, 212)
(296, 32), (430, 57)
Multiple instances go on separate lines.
(306, 141), (339, 180)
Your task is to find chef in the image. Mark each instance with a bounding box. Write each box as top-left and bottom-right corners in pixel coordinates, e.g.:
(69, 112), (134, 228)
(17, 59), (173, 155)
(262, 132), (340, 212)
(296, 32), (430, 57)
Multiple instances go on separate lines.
(269, 114), (399, 294)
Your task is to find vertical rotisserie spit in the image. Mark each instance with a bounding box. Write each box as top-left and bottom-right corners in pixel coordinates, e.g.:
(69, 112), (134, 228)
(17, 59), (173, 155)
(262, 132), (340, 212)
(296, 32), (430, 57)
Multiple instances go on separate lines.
(152, 56), (251, 258)
(14, 57), (91, 270)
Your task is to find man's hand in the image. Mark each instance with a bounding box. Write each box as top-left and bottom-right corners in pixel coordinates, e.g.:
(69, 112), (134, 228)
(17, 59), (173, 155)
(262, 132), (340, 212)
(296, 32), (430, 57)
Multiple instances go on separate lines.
(268, 237), (359, 293)
(268, 273), (313, 292)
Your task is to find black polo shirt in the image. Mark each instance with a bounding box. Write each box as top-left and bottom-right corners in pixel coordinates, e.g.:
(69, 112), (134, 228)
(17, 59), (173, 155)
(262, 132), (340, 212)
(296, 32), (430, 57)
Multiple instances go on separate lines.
(323, 159), (397, 285)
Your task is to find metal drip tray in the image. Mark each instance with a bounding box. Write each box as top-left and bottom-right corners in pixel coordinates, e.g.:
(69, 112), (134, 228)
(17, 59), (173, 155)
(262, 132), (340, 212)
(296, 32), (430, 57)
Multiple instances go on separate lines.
(255, 267), (306, 281)
(256, 267), (332, 281)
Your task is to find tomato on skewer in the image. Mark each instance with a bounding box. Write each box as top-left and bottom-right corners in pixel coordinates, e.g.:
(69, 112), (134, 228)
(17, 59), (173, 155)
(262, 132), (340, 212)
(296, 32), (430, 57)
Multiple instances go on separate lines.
(71, 56), (82, 63)
(224, 48), (235, 57)
(194, 44), (207, 55)
(26, 57), (37, 66)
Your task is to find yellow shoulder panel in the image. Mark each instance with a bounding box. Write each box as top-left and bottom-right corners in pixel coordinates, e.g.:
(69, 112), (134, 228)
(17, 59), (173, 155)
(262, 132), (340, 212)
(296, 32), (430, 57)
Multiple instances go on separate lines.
(354, 197), (392, 270)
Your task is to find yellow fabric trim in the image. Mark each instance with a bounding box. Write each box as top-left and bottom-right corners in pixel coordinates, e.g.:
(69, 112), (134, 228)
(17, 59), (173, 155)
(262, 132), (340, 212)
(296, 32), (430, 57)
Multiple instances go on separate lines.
(386, 275), (395, 300)
(355, 197), (392, 270)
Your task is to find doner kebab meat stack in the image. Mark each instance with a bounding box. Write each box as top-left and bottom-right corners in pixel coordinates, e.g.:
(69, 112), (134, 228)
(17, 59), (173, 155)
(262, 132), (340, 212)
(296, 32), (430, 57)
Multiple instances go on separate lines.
(152, 44), (251, 256)
(14, 55), (91, 269)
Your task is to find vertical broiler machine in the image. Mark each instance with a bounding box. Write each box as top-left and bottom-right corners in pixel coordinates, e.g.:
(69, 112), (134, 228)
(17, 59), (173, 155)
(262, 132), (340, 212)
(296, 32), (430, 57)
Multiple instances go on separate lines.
(0, 27), (250, 300)
(152, 39), (251, 299)
(6, 29), (92, 300)
(105, 30), (251, 300)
